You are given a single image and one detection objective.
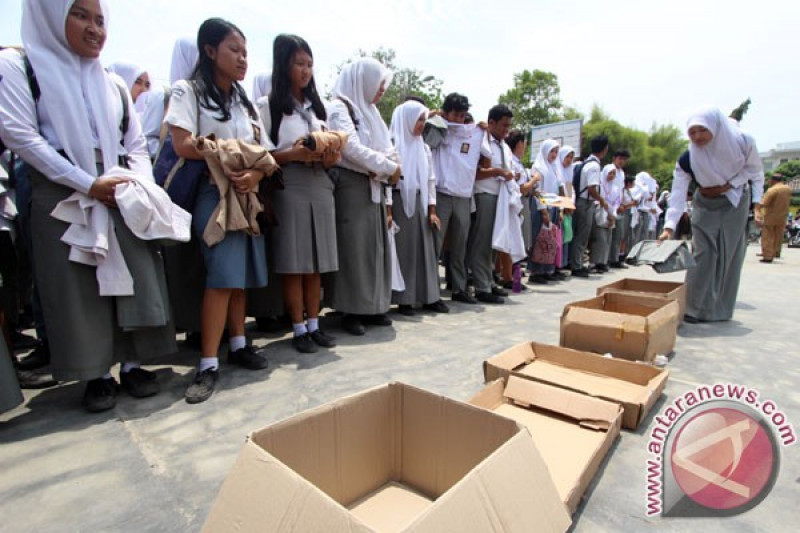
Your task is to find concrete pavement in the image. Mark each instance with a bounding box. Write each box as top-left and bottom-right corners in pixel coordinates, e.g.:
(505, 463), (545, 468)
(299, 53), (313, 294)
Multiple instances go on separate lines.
(2, 247), (798, 532)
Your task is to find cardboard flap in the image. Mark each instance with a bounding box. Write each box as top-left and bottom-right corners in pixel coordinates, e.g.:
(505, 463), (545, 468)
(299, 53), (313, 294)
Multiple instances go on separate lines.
(482, 344), (535, 382)
(503, 377), (621, 429)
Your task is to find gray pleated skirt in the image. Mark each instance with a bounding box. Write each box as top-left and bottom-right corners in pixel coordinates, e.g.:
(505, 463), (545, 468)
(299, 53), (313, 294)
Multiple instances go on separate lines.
(521, 197), (533, 252)
(29, 169), (176, 382)
(1, 335), (23, 414)
(391, 190), (440, 306)
(192, 178), (268, 289)
(685, 188), (749, 321)
(328, 167), (391, 315)
(271, 164), (338, 274)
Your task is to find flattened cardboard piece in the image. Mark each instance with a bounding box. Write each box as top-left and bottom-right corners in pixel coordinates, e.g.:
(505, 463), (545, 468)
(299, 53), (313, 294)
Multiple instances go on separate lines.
(203, 382), (571, 533)
(469, 378), (623, 515)
(560, 292), (679, 362)
(484, 342), (669, 429)
(597, 278), (686, 318)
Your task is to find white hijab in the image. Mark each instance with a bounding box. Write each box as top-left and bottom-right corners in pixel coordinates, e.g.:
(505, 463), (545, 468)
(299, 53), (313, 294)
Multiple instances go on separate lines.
(687, 107), (748, 185)
(331, 58), (394, 154)
(558, 145), (575, 188)
(600, 164), (620, 206)
(106, 62), (144, 92)
(22, 0), (120, 178)
(252, 73), (272, 102)
(170, 37), (198, 84)
(390, 101), (429, 219)
(533, 138), (561, 195)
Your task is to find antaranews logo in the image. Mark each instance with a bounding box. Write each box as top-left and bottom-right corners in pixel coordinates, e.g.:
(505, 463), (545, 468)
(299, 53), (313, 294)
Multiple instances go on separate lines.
(645, 383), (796, 517)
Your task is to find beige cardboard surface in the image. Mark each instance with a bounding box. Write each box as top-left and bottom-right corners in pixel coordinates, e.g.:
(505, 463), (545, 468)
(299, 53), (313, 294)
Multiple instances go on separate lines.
(560, 293), (679, 362)
(204, 382), (572, 533)
(597, 278), (686, 317)
(484, 342), (669, 429)
(469, 378), (623, 514)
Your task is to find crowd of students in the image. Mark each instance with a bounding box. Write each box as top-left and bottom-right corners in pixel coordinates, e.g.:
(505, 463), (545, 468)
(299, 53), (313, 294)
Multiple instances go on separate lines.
(1, 0), (764, 414)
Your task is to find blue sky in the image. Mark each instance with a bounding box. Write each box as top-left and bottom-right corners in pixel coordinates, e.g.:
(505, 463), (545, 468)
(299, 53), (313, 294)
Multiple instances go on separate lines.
(1, 0), (798, 152)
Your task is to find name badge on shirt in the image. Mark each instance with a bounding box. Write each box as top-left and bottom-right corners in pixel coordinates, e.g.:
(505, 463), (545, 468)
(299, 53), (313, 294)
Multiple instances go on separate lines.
(460, 142), (470, 154)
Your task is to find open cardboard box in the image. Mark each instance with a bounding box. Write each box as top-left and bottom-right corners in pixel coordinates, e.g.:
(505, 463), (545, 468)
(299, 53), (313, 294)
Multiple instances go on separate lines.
(597, 278), (686, 318)
(560, 292), (679, 362)
(470, 377), (623, 514)
(484, 342), (669, 430)
(203, 382), (571, 533)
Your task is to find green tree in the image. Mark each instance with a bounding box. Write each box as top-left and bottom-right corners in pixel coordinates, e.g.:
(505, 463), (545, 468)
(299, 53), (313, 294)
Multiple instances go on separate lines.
(498, 69), (563, 131)
(769, 160), (800, 178)
(729, 98), (752, 122)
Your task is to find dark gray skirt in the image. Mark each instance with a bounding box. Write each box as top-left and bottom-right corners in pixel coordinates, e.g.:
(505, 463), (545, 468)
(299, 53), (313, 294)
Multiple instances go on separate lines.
(328, 167), (391, 315)
(246, 228), (284, 317)
(271, 164), (338, 274)
(685, 188), (749, 321)
(391, 190), (440, 306)
(29, 169), (176, 382)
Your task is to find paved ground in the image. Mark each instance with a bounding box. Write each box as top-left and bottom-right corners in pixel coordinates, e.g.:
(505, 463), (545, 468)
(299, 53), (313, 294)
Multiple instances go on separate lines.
(2, 247), (798, 532)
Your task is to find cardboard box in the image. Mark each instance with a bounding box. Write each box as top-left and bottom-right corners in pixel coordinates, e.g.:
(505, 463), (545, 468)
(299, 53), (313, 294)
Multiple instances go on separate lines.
(470, 377), (623, 514)
(597, 278), (687, 318)
(203, 382), (571, 533)
(484, 342), (669, 430)
(560, 292), (679, 362)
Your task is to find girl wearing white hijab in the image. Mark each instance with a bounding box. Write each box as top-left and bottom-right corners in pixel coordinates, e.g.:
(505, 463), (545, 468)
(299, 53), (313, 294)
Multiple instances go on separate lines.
(557, 146), (576, 269)
(659, 107), (764, 322)
(251, 72), (272, 102)
(107, 61), (149, 106)
(326, 58), (403, 335)
(170, 37), (199, 85)
(388, 101), (446, 315)
(589, 164), (620, 272)
(528, 139), (562, 283)
(0, 0), (175, 412)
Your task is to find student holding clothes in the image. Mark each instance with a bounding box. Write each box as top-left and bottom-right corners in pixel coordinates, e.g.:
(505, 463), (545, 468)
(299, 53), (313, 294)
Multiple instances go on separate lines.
(166, 18), (271, 404)
(389, 100), (448, 316)
(528, 138), (562, 284)
(260, 34), (341, 354)
(659, 107), (764, 323)
(327, 58), (402, 335)
(589, 164), (620, 273)
(0, 0), (175, 412)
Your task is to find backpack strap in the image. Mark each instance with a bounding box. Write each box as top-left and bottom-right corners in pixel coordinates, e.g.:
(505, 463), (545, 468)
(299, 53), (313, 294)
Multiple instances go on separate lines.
(336, 97), (359, 130)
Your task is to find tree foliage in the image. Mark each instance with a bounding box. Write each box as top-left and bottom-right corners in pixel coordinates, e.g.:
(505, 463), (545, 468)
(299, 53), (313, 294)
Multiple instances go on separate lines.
(769, 160), (800, 178)
(729, 98), (752, 122)
(498, 70), (563, 131)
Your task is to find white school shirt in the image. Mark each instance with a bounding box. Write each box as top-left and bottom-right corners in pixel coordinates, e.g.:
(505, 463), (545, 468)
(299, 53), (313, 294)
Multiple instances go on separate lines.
(387, 144), (437, 208)
(511, 154), (531, 188)
(257, 96), (325, 152)
(578, 155), (601, 200)
(475, 133), (512, 196)
(326, 99), (398, 177)
(0, 49), (150, 195)
(636, 174), (658, 212)
(165, 80), (266, 147)
(433, 122), (493, 198)
(664, 135), (764, 231)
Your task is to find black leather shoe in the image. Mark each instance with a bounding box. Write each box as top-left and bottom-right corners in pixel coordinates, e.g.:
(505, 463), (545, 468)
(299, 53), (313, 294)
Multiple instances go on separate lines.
(11, 331), (38, 352)
(342, 314), (366, 336)
(397, 305), (415, 316)
(228, 345), (269, 370)
(683, 314), (702, 324)
(491, 286), (509, 297)
(185, 368), (219, 404)
(17, 369), (58, 389)
(360, 314), (392, 326)
(16, 341), (50, 371)
(571, 268), (590, 278)
(309, 329), (336, 348)
(83, 377), (119, 413)
(120, 367), (161, 397)
(609, 261), (628, 269)
(476, 291), (504, 304)
(528, 274), (549, 284)
(552, 271), (567, 281)
(423, 300), (450, 313)
(451, 291), (478, 304)
(292, 333), (318, 353)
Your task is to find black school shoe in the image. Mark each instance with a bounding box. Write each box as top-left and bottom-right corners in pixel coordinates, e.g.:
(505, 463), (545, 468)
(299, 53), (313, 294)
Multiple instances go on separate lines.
(360, 314), (393, 327)
(228, 345), (269, 370)
(423, 300), (450, 313)
(398, 305), (415, 316)
(571, 268), (591, 278)
(528, 274), (549, 284)
(185, 368), (219, 404)
(451, 291), (478, 304)
(609, 261), (628, 269)
(491, 286), (509, 297)
(83, 377), (119, 413)
(16, 341), (51, 370)
(475, 291), (504, 304)
(292, 333), (318, 353)
(309, 329), (337, 348)
(342, 314), (366, 336)
(17, 369), (58, 389)
(120, 367), (160, 398)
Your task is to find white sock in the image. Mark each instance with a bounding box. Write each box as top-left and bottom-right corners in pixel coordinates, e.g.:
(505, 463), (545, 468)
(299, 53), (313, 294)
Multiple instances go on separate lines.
(199, 357), (219, 372)
(293, 323), (308, 336)
(229, 335), (246, 352)
(307, 318), (319, 333)
(121, 362), (140, 374)
(102, 371), (113, 380)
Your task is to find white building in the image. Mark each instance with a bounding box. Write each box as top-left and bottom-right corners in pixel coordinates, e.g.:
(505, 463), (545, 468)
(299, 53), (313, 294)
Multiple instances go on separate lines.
(759, 141), (800, 173)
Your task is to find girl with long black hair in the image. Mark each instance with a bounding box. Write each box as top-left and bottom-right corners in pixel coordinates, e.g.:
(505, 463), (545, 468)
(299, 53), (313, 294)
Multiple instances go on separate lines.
(259, 34), (342, 354)
(165, 18), (271, 404)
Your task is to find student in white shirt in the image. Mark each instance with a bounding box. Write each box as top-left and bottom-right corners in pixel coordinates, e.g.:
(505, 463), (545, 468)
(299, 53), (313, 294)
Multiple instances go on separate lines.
(658, 107), (764, 323)
(557, 146), (576, 270)
(607, 149), (630, 268)
(326, 58), (401, 335)
(619, 174), (641, 259)
(0, 0), (174, 412)
(589, 164), (620, 272)
(166, 18), (271, 404)
(569, 135), (609, 276)
(431, 93), (492, 304)
(467, 104), (515, 303)
(388, 100), (446, 315)
(260, 34), (341, 354)
(634, 171), (658, 243)
(506, 130), (536, 269)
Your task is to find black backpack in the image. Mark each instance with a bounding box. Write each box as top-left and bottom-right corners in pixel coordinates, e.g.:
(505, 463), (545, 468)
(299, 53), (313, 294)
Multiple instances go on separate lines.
(572, 155), (597, 197)
(678, 150), (695, 181)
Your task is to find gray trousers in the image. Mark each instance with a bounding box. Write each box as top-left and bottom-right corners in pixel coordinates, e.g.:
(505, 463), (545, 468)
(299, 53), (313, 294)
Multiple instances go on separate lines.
(634, 211), (651, 245)
(434, 193), (471, 294)
(591, 224), (612, 265)
(607, 214), (624, 263)
(466, 193), (498, 293)
(569, 197), (595, 271)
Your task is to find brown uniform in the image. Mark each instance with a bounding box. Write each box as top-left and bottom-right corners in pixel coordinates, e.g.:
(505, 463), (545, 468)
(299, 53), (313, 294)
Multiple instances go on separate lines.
(760, 182), (792, 260)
